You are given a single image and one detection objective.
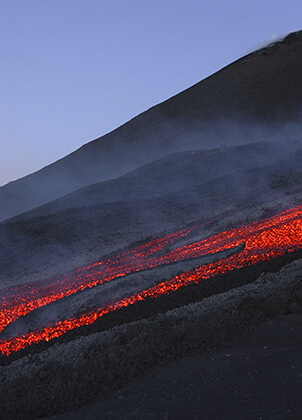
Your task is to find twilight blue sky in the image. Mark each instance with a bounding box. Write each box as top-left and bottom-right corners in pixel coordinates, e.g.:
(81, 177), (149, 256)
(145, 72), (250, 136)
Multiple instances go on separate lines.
(1, 0), (301, 186)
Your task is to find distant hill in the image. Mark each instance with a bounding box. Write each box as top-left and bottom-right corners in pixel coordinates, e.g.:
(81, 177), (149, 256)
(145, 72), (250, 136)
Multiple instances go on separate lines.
(1, 30), (301, 222)
(7, 139), (302, 223)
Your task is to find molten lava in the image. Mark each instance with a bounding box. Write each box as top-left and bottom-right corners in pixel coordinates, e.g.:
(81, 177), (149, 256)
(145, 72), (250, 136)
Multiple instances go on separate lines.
(1, 205), (302, 356)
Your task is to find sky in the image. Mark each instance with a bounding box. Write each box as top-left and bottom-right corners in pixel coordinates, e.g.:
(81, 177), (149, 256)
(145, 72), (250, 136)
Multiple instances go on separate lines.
(0, 0), (301, 186)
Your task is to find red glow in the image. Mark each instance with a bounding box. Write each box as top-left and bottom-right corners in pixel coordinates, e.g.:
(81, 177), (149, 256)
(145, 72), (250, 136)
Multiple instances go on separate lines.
(1, 205), (302, 356)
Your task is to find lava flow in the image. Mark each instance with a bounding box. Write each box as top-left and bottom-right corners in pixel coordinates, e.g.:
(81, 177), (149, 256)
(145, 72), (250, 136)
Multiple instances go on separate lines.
(1, 205), (302, 356)
(0, 227), (196, 335)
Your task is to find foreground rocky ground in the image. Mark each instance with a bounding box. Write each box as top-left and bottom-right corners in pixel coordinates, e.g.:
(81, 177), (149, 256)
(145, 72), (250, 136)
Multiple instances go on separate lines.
(48, 313), (302, 420)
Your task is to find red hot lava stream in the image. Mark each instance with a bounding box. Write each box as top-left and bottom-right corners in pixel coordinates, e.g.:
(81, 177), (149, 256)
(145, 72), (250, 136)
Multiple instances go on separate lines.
(1, 205), (302, 355)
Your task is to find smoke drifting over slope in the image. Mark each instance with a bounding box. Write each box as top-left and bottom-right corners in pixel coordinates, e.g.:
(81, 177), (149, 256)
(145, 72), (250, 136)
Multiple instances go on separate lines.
(247, 32), (287, 53)
(5, 133), (301, 222)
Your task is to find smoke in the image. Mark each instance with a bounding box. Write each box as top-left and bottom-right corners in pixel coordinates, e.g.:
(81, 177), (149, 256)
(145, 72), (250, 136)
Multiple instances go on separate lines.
(246, 33), (288, 53)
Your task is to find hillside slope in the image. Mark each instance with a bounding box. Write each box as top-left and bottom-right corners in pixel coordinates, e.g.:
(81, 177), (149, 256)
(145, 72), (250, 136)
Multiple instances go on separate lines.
(7, 138), (302, 223)
(0, 31), (301, 222)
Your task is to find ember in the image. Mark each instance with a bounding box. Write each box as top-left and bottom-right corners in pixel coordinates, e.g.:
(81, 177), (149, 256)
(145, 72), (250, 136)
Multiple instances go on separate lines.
(1, 205), (302, 356)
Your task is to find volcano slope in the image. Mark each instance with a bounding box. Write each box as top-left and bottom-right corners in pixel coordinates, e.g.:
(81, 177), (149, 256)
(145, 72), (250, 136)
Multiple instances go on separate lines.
(0, 30), (302, 222)
(0, 32), (302, 419)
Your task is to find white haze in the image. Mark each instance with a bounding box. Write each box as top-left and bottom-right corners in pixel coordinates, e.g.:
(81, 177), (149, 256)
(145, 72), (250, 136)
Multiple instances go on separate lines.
(246, 33), (288, 53)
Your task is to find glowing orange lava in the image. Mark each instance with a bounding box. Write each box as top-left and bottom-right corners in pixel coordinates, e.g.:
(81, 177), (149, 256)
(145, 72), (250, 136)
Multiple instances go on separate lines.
(1, 205), (302, 356)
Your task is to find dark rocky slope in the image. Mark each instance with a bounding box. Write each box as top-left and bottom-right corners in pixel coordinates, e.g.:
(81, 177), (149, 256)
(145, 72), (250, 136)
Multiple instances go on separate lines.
(0, 31), (302, 222)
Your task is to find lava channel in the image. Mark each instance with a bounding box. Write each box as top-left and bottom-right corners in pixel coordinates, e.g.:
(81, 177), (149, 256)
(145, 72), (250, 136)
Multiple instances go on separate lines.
(1, 205), (302, 355)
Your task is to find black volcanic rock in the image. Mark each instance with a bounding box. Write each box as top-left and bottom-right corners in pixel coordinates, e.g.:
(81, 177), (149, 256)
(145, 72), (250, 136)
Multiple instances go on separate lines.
(283, 29), (302, 43)
(0, 30), (302, 221)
